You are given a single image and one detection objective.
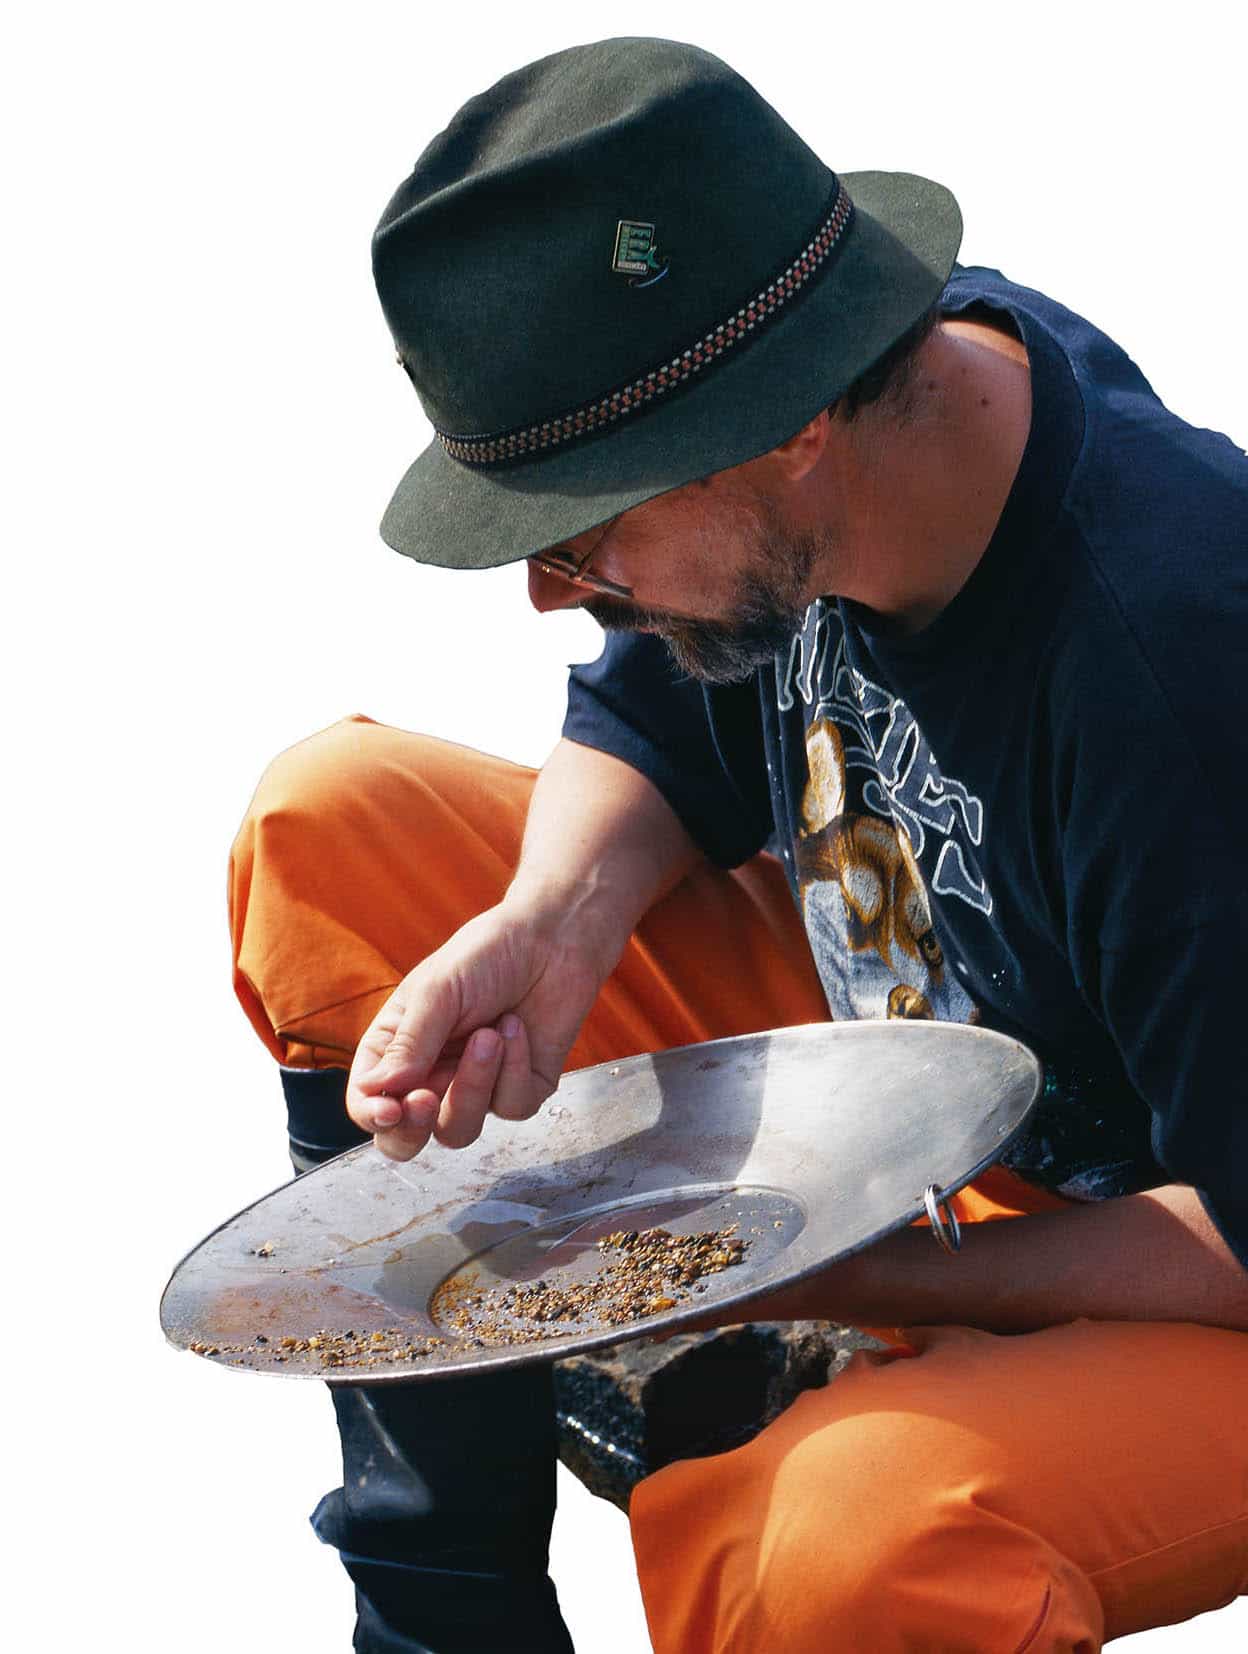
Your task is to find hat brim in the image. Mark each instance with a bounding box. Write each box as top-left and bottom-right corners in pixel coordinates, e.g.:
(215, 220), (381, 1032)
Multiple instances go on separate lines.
(379, 171), (961, 570)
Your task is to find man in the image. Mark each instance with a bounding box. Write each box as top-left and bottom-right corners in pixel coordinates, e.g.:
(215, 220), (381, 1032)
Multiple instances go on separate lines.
(229, 37), (1248, 1653)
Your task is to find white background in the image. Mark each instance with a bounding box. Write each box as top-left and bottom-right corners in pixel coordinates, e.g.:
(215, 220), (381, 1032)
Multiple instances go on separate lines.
(6, 2), (1245, 1648)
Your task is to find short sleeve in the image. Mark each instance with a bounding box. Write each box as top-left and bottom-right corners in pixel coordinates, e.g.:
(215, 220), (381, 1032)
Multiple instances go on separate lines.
(1057, 699), (1248, 1272)
(563, 630), (773, 868)
(1094, 906), (1248, 1272)
(1045, 536), (1248, 1272)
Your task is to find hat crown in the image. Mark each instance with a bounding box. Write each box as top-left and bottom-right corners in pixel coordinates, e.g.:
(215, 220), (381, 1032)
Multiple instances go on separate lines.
(373, 39), (835, 439)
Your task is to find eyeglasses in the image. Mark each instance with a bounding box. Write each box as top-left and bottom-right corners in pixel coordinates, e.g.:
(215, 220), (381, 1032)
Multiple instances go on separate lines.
(528, 523), (634, 599)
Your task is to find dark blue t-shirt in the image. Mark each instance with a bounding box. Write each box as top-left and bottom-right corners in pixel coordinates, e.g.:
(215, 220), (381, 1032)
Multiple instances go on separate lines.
(564, 266), (1248, 1270)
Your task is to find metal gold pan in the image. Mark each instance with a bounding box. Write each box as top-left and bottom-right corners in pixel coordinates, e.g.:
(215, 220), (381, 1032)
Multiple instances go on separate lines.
(161, 1021), (1040, 1383)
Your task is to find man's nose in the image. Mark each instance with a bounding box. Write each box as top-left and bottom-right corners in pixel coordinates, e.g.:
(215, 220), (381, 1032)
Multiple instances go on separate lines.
(526, 559), (586, 613)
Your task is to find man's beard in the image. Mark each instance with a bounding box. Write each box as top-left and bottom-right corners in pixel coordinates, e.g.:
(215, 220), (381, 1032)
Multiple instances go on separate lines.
(584, 520), (818, 685)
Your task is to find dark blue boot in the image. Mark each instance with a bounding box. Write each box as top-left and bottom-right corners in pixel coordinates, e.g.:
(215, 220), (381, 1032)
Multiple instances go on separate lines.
(283, 1067), (575, 1654)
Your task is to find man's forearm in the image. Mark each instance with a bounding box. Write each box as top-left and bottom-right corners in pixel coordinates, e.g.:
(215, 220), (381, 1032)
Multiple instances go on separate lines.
(752, 1183), (1248, 1334)
(505, 736), (704, 969)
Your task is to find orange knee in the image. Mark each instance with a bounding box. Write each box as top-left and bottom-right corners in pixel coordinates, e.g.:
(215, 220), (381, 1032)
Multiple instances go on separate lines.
(632, 1373), (1104, 1654)
(228, 718), (534, 1062)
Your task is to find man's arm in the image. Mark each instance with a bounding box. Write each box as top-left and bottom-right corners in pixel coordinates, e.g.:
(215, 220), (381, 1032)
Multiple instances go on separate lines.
(348, 737), (703, 1157)
(727, 1182), (1248, 1334)
(506, 735), (705, 957)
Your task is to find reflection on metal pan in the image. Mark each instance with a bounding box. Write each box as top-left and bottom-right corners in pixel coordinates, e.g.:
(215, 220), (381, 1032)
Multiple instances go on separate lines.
(160, 1021), (1039, 1384)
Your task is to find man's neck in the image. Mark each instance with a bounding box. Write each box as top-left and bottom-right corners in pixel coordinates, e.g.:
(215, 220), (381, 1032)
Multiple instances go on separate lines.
(805, 317), (1032, 634)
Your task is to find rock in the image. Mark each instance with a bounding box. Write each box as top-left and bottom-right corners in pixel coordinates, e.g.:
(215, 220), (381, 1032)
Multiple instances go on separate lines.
(553, 1323), (884, 1510)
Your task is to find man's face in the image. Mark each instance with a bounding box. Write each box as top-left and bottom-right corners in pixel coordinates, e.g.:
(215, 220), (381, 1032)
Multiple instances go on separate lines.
(527, 473), (820, 684)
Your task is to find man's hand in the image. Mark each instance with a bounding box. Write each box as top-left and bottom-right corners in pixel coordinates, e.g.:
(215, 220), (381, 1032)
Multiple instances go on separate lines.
(347, 890), (615, 1161)
(346, 736), (704, 1163)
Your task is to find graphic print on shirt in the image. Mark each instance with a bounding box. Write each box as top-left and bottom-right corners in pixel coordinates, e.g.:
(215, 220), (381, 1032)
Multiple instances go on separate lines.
(779, 602), (989, 1024)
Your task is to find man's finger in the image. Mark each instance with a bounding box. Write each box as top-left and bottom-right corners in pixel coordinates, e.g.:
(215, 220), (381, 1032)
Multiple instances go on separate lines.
(434, 1026), (505, 1149)
(354, 1026), (428, 1092)
(347, 1004), (408, 1130)
(355, 976), (460, 1097)
(350, 1015), (400, 1077)
(371, 1090), (440, 1161)
(490, 1013), (546, 1121)
(370, 1095), (404, 1130)
(349, 1051), (459, 1136)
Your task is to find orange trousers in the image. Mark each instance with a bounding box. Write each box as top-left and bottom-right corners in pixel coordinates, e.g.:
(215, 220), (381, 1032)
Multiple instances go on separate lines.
(230, 717), (1248, 1652)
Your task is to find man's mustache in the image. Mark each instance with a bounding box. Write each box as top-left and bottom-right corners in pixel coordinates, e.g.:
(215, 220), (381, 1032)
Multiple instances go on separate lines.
(583, 595), (694, 633)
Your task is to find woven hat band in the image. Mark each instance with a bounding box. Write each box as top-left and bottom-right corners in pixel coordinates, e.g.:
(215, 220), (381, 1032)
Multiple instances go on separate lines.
(435, 178), (854, 467)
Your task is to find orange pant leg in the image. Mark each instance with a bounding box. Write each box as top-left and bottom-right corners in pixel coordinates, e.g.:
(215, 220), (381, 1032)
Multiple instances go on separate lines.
(227, 714), (830, 1071)
(231, 718), (1248, 1651)
(632, 1318), (1248, 1652)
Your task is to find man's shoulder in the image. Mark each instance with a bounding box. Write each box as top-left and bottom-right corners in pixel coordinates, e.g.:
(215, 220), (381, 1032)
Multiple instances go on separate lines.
(950, 266), (1245, 605)
(950, 263), (1244, 448)
(942, 270), (1248, 795)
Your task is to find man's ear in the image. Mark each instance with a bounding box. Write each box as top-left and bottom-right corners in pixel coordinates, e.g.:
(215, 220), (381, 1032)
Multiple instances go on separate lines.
(765, 409), (831, 483)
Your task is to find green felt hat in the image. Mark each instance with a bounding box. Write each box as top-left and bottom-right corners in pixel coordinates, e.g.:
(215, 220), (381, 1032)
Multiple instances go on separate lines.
(373, 38), (961, 569)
